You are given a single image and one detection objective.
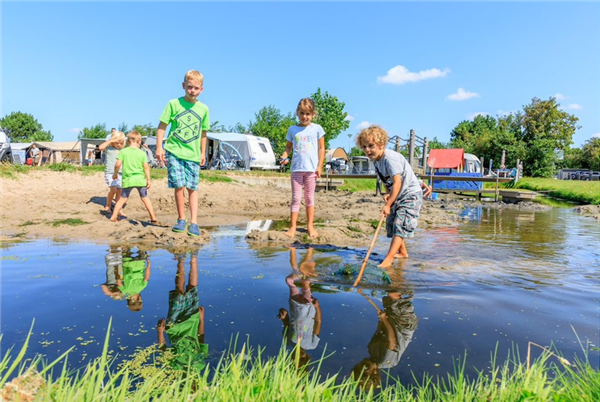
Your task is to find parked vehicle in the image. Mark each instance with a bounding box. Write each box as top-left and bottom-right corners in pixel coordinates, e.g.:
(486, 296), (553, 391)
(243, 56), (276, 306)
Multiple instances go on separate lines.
(0, 128), (12, 162)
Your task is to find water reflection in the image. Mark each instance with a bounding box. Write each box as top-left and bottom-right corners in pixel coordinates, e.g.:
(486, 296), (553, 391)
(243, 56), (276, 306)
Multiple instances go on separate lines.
(101, 246), (150, 311)
(352, 289), (418, 390)
(156, 250), (208, 372)
(277, 247), (322, 368)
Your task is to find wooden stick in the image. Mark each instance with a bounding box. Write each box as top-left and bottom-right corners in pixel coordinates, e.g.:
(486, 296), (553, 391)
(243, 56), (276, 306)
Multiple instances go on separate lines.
(357, 288), (382, 313)
(353, 214), (385, 287)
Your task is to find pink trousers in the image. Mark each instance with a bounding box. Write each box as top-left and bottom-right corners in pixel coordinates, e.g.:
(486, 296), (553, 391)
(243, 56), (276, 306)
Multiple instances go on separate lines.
(290, 172), (317, 212)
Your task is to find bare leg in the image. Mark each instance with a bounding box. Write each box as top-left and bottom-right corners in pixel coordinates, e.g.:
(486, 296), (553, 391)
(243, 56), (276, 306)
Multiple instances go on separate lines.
(110, 197), (128, 221)
(394, 241), (409, 259)
(188, 189), (198, 225)
(175, 258), (186, 294)
(174, 187), (186, 220)
(189, 255), (198, 288)
(378, 235), (403, 268)
(141, 197), (157, 222)
(306, 206), (319, 238)
(116, 188), (126, 217)
(285, 211), (299, 238)
(105, 187), (117, 211)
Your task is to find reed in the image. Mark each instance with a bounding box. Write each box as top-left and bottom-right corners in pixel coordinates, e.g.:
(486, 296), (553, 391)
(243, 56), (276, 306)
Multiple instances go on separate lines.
(1, 324), (597, 402)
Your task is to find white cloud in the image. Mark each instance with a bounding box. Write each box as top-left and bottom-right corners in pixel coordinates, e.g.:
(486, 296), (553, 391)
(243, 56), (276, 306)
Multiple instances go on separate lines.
(345, 115), (355, 121)
(377, 65), (450, 85)
(497, 109), (513, 116)
(592, 133), (600, 138)
(566, 103), (582, 110)
(554, 93), (567, 100)
(68, 128), (81, 133)
(446, 88), (480, 101)
(355, 121), (371, 131)
(466, 112), (489, 120)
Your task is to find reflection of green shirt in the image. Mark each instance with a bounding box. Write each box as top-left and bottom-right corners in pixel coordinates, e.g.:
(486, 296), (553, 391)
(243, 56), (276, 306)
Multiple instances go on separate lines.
(118, 257), (147, 296)
(160, 97), (210, 163)
(117, 147), (147, 188)
(166, 314), (208, 371)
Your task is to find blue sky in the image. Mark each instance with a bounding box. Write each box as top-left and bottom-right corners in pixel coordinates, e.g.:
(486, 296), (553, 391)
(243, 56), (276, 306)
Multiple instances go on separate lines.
(2, 1), (599, 152)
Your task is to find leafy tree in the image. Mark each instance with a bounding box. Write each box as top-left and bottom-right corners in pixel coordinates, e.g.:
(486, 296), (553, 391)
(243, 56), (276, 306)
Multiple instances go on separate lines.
(581, 137), (600, 171)
(0, 112), (53, 142)
(427, 136), (447, 150)
(230, 122), (248, 134)
(132, 123), (158, 138)
(558, 147), (585, 170)
(117, 122), (129, 133)
(248, 106), (296, 156)
(349, 147), (365, 157)
(515, 97), (580, 177)
(79, 123), (109, 139)
(311, 88), (350, 149)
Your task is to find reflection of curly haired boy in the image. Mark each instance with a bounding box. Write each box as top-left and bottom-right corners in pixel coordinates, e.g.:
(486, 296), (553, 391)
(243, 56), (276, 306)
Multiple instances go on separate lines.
(352, 292), (418, 391)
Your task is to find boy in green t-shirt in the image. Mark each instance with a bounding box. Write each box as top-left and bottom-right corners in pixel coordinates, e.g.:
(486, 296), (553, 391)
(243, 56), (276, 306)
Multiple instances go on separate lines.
(155, 70), (210, 237)
(110, 131), (158, 223)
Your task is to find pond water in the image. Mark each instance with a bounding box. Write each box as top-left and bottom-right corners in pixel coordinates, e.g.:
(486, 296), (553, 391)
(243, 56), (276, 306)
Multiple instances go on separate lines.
(1, 205), (599, 388)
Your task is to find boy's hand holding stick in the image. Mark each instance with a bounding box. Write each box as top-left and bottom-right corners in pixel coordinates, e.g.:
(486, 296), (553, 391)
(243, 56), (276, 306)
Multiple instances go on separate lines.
(353, 213), (385, 287)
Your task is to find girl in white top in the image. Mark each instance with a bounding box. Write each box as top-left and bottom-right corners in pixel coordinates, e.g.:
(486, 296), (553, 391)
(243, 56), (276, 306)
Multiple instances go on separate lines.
(280, 98), (325, 238)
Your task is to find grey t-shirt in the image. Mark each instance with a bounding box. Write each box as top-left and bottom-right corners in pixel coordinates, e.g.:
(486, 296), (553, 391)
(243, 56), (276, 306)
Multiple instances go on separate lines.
(286, 123), (325, 173)
(104, 146), (121, 174)
(373, 149), (421, 200)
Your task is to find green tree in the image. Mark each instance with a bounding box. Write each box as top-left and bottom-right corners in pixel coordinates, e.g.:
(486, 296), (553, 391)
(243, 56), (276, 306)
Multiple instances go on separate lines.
(581, 137), (600, 171)
(79, 123), (109, 139)
(515, 97), (580, 177)
(558, 147), (585, 170)
(427, 136), (447, 150)
(311, 88), (350, 149)
(132, 123), (158, 138)
(349, 147), (365, 157)
(0, 112), (53, 142)
(117, 122), (129, 133)
(248, 106), (296, 156)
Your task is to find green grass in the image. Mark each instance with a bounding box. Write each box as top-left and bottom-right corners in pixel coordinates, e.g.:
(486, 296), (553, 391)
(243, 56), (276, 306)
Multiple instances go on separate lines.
(509, 177), (600, 205)
(338, 178), (377, 192)
(1, 323), (598, 402)
(50, 218), (89, 227)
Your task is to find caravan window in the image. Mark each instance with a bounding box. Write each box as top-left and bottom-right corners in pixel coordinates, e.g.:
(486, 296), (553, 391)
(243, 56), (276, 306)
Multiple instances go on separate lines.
(259, 143), (268, 153)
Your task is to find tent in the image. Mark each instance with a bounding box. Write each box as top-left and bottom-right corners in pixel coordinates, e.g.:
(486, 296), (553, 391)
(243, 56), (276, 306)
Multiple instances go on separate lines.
(427, 149), (465, 170)
(10, 143), (32, 164)
(79, 138), (108, 165)
(27, 141), (82, 165)
(325, 147), (349, 162)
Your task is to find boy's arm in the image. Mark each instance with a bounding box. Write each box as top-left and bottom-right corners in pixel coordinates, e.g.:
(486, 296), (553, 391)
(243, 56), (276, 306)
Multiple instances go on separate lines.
(382, 175), (402, 216)
(378, 312), (398, 350)
(200, 130), (207, 166)
(113, 160), (122, 179)
(156, 122), (168, 164)
(144, 257), (151, 281)
(316, 136), (325, 178)
(143, 162), (151, 189)
(313, 298), (322, 336)
(99, 139), (112, 151)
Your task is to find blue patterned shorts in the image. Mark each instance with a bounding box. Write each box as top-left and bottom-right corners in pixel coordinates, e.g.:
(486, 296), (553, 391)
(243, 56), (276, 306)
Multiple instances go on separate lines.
(387, 192), (422, 238)
(167, 286), (199, 326)
(166, 151), (200, 190)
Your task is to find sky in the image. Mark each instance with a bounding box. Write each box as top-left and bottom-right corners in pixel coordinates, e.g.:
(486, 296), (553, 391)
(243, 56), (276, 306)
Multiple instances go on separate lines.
(2, 1), (599, 152)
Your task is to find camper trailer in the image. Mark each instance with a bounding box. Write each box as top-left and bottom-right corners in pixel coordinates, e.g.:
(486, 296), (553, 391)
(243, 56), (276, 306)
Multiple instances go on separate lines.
(207, 133), (278, 171)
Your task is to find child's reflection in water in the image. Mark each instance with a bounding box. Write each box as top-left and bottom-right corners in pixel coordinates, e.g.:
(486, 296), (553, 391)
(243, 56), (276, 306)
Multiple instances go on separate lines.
(277, 246), (322, 369)
(156, 250), (208, 372)
(352, 289), (418, 390)
(101, 246), (150, 312)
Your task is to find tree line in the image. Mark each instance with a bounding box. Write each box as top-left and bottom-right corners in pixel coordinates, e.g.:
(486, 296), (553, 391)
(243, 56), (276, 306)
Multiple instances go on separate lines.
(2, 94), (598, 177)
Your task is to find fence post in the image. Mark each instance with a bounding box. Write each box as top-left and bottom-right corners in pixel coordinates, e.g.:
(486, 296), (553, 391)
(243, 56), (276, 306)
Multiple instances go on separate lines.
(422, 137), (429, 173)
(409, 129), (416, 169)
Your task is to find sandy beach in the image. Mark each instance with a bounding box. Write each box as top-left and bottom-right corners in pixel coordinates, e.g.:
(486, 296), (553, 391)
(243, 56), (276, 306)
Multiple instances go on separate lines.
(3, 170), (594, 250)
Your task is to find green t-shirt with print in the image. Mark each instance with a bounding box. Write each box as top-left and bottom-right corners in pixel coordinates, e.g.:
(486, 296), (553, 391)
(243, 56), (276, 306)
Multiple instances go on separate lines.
(159, 97), (210, 162)
(117, 147), (148, 188)
(117, 257), (148, 296)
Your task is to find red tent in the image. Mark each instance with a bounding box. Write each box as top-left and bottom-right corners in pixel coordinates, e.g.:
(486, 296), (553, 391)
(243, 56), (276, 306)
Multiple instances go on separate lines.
(427, 149), (465, 170)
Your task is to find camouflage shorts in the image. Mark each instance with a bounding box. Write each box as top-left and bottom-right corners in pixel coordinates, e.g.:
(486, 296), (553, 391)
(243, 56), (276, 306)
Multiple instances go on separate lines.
(386, 192), (422, 238)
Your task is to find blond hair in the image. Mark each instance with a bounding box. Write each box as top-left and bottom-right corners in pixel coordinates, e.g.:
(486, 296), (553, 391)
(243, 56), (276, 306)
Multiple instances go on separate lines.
(184, 70), (204, 85)
(127, 130), (142, 145)
(296, 98), (317, 117)
(110, 130), (125, 143)
(356, 125), (389, 149)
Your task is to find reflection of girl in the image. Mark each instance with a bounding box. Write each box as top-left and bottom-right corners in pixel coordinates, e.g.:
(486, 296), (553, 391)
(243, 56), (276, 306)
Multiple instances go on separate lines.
(352, 292), (417, 390)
